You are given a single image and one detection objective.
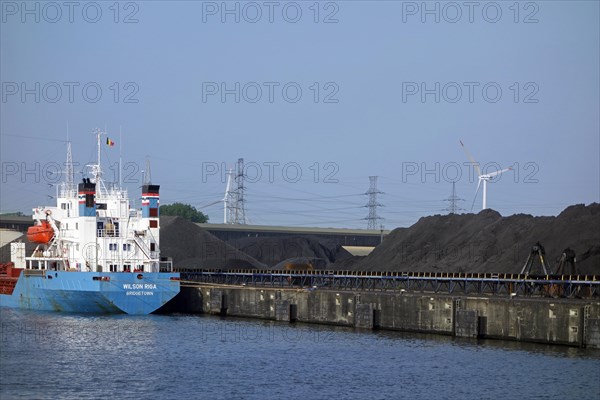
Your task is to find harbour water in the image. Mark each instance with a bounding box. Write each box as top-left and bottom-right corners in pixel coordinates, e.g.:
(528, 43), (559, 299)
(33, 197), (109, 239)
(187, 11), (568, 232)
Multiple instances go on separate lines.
(1, 308), (599, 399)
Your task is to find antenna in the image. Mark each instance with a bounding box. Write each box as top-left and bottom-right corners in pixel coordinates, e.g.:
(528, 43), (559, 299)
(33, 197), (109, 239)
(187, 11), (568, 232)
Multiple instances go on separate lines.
(66, 121), (74, 193)
(94, 128), (102, 170)
(143, 157), (152, 185)
(459, 140), (512, 211)
(89, 128), (108, 197)
(119, 126), (123, 188)
(65, 141), (75, 195)
(443, 181), (464, 214)
(364, 176), (383, 230)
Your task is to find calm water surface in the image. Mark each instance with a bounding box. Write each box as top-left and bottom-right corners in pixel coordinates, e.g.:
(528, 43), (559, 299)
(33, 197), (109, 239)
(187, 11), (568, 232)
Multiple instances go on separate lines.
(1, 308), (599, 399)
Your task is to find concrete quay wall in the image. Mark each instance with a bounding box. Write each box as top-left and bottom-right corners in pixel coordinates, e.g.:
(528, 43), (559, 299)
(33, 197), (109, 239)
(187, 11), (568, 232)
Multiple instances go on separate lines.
(176, 286), (600, 349)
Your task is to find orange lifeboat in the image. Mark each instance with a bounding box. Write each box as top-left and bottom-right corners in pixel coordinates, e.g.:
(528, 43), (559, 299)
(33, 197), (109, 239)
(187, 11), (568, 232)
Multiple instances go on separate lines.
(27, 221), (54, 244)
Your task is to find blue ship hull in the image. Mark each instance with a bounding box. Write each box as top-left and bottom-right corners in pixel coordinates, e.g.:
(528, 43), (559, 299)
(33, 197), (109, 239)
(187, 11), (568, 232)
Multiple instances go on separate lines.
(0, 270), (180, 315)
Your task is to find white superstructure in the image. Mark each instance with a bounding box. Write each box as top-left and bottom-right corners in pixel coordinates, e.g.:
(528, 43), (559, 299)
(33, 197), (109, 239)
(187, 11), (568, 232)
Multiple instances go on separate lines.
(22, 130), (170, 273)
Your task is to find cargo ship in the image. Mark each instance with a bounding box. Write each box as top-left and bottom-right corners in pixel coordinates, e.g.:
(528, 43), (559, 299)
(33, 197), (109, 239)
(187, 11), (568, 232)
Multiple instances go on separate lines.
(0, 130), (180, 314)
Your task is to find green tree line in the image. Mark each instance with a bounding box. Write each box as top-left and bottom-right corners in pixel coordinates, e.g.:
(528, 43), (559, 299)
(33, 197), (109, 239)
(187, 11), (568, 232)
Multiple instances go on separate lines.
(159, 203), (209, 223)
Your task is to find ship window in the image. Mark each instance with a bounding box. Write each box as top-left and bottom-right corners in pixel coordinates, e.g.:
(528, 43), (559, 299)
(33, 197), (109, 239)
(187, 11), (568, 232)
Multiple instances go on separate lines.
(75, 223), (78, 230)
(109, 243), (117, 251)
(149, 207), (158, 217)
(61, 203), (67, 209)
(149, 220), (158, 228)
(96, 203), (107, 210)
(109, 264), (117, 272)
(137, 265), (144, 272)
(123, 264), (131, 272)
(150, 242), (156, 251)
(123, 243), (132, 251)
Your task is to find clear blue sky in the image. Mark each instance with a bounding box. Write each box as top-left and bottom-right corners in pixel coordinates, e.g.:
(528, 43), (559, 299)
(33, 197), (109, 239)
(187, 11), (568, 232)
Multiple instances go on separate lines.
(1, 1), (599, 228)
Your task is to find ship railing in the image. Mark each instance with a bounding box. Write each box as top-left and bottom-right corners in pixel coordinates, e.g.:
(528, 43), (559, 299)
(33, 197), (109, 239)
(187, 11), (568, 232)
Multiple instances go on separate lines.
(24, 269), (45, 276)
(97, 228), (122, 238)
(58, 186), (77, 199)
(159, 259), (174, 272)
(142, 229), (160, 260)
(104, 184), (128, 199)
(129, 209), (141, 218)
(131, 234), (158, 261)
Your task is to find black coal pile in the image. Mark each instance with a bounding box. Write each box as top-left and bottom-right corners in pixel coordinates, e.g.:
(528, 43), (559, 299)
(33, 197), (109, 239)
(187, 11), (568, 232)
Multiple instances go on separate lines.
(272, 257), (327, 270)
(227, 236), (352, 269)
(332, 255), (366, 270)
(351, 204), (600, 274)
(160, 216), (265, 270)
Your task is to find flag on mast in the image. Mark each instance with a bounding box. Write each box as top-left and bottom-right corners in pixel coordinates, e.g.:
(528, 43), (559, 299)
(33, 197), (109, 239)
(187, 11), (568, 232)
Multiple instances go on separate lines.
(106, 138), (115, 147)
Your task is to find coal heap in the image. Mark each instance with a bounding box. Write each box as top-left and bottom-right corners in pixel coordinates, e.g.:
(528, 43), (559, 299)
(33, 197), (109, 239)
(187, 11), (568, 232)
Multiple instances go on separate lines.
(227, 236), (352, 269)
(160, 216), (265, 270)
(351, 204), (600, 274)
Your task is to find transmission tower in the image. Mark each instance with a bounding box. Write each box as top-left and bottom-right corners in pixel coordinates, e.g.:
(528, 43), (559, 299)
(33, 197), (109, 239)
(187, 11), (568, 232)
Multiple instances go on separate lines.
(233, 158), (247, 224)
(443, 181), (465, 214)
(365, 176), (383, 230)
(223, 168), (237, 223)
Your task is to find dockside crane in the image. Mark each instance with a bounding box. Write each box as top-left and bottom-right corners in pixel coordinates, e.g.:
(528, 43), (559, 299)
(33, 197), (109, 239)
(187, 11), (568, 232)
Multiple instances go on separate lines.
(520, 242), (553, 276)
(554, 248), (578, 275)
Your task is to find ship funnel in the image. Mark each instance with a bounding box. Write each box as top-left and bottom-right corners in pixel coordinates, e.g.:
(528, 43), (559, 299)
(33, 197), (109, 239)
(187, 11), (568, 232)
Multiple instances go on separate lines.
(141, 184), (160, 219)
(78, 179), (96, 216)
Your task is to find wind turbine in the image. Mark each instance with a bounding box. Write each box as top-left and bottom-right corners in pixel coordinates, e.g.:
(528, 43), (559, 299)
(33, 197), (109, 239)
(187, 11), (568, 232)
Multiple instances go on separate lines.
(460, 140), (512, 211)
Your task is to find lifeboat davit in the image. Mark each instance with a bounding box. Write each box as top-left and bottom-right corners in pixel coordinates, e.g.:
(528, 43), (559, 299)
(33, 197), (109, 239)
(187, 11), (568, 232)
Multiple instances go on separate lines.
(27, 221), (54, 244)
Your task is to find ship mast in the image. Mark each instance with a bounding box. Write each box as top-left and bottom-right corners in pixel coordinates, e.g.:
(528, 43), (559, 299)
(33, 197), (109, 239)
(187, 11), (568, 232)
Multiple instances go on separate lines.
(65, 141), (75, 196)
(96, 128), (102, 178)
(90, 128), (108, 198)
